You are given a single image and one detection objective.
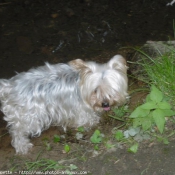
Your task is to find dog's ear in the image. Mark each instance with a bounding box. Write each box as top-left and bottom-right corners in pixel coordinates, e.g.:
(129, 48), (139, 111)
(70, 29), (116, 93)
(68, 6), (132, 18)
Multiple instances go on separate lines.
(68, 59), (87, 71)
(107, 55), (128, 74)
(69, 59), (94, 77)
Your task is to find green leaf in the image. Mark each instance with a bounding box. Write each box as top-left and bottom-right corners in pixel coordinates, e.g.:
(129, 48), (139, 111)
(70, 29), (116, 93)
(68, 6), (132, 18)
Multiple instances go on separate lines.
(77, 126), (85, 132)
(128, 143), (139, 153)
(53, 135), (60, 143)
(157, 136), (169, 144)
(133, 118), (143, 128)
(94, 144), (99, 150)
(112, 105), (128, 118)
(142, 117), (152, 131)
(157, 102), (171, 109)
(163, 109), (175, 117)
(105, 143), (115, 149)
(150, 85), (163, 102)
(69, 164), (78, 170)
(152, 109), (165, 133)
(90, 130), (102, 143)
(44, 141), (51, 151)
(146, 94), (152, 102)
(140, 101), (157, 110)
(129, 107), (150, 118)
(64, 144), (70, 153)
(163, 138), (169, 145)
(115, 131), (124, 141)
(93, 130), (101, 138)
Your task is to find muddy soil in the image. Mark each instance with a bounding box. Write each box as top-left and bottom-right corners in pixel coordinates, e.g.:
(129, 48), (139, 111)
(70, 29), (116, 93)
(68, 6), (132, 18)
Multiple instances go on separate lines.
(0, 0), (175, 175)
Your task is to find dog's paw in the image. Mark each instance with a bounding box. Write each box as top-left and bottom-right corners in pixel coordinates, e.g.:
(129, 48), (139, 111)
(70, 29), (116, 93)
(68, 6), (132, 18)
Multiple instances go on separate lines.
(15, 143), (33, 155)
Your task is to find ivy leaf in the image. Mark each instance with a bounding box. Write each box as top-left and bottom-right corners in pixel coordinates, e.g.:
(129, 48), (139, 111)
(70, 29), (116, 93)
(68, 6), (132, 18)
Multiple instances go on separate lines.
(152, 109), (165, 133)
(150, 85), (163, 102)
(129, 107), (150, 118)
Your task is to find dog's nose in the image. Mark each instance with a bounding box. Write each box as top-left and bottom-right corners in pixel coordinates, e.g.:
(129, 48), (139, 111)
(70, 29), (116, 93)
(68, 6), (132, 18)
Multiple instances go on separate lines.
(102, 102), (109, 108)
(102, 102), (110, 111)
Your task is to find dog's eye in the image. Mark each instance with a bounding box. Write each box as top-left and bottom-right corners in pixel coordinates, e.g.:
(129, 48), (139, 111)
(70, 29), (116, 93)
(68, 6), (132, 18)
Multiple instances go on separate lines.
(94, 88), (97, 93)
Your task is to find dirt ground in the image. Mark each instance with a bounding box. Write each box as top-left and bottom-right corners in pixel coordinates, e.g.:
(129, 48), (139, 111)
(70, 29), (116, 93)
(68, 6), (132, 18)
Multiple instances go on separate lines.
(1, 0), (175, 175)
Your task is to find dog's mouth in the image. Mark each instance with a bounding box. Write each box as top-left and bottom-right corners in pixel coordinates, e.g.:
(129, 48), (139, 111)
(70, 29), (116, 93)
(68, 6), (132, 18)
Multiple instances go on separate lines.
(103, 106), (110, 111)
(102, 102), (110, 111)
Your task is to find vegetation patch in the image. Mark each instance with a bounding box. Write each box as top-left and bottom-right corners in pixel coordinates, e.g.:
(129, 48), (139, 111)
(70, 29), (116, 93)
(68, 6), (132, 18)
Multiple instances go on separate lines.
(132, 47), (175, 105)
(129, 85), (175, 133)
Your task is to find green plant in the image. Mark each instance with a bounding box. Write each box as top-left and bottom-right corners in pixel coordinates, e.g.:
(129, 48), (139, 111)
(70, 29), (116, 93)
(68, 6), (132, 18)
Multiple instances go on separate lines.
(42, 139), (51, 151)
(114, 130), (124, 141)
(65, 164), (78, 175)
(133, 48), (175, 105)
(77, 126), (85, 132)
(109, 105), (128, 121)
(94, 144), (99, 150)
(128, 143), (139, 153)
(64, 144), (70, 153)
(53, 134), (61, 143)
(25, 159), (63, 171)
(75, 127), (85, 140)
(90, 129), (103, 144)
(130, 85), (175, 133)
(25, 158), (77, 173)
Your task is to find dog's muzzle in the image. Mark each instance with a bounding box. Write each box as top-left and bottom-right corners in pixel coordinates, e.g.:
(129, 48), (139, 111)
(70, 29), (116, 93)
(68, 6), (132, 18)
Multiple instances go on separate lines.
(102, 101), (110, 111)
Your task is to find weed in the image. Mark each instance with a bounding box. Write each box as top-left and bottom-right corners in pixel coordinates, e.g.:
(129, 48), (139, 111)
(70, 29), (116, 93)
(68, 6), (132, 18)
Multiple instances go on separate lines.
(43, 140), (52, 151)
(25, 158), (77, 174)
(53, 134), (61, 143)
(132, 47), (175, 105)
(75, 127), (85, 140)
(156, 135), (169, 144)
(64, 144), (70, 153)
(114, 130), (124, 141)
(94, 144), (99, 150)
(25, 159), (62, 171)
(108, 105), (129, 121)
(90, 129), (104, 144)
(113, 128), (141, 153)
(127, 143), (139, 153)
(129, 85), (175, 133)
(77, 126), (85, 132)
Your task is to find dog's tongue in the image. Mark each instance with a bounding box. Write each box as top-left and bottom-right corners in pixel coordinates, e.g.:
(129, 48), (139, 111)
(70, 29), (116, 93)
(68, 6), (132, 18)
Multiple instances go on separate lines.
(103, 107), (110, 111)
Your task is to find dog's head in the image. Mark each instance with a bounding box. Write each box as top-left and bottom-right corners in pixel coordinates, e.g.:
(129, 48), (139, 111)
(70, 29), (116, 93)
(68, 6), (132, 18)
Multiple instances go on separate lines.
(69, 55), (128, 112)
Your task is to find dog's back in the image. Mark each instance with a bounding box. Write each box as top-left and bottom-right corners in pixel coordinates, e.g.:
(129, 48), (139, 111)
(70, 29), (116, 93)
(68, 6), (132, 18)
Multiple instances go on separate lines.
(0, 79), (12, 101)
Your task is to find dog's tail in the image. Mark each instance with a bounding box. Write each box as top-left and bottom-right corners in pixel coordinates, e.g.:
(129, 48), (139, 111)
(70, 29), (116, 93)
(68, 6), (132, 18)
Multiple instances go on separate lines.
(0, 79), (11, 99)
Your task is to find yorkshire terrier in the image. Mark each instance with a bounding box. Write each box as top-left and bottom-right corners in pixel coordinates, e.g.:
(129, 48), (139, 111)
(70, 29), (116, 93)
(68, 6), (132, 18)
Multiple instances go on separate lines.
(0, 55), (128, 154)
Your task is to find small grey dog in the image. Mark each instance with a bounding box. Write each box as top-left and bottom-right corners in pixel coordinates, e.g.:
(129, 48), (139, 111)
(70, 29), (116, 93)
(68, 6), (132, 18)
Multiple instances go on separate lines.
(0, 55), (128, 154)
